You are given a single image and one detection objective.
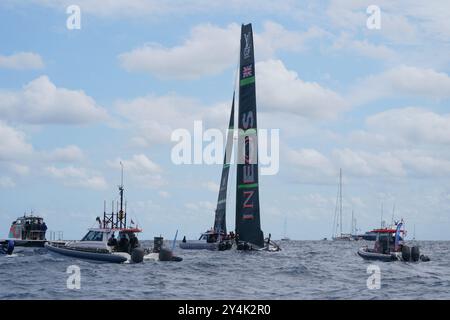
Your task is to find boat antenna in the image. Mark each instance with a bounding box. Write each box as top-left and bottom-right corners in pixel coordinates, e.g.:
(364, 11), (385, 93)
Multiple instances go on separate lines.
(391, 203), (395, 226)
(103, 200), (106, 228)
(380, 202), (383, 228)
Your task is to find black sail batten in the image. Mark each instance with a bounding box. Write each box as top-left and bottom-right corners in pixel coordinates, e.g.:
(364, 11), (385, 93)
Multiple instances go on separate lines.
(235, 23), (264, 248)
(213, 92), (235, 235)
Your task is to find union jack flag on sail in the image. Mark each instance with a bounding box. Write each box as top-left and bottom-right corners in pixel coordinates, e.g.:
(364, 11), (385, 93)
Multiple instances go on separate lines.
(243, 64), (253, 78)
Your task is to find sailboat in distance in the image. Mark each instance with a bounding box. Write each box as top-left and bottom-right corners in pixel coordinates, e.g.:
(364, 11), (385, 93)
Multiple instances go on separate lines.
(332, 169), (352, 241)
(281, 218), (291, 241)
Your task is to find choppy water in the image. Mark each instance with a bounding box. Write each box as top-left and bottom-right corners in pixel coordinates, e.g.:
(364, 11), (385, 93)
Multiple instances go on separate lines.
(1, 240), (449, 299)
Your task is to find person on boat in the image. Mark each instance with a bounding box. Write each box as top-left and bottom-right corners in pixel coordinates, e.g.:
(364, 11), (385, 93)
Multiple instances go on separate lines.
(24, 221), (31, 240)
(95, 216), (102, 228)
(129, 233), (139, 249)
(182, 236), (186, 243)
(36, 220), (42, 240)
(107, 233), (118, 248)
(118, 233), (130, 253)
(40, 222), (47, 240)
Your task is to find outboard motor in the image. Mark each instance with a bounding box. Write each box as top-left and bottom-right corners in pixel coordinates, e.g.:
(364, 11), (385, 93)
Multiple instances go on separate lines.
(420, 254), (430, 262)
(158, 248), (183, 262)
(153, 236), (164, 253)
(411, 246), (420, 262)
(401, 245), (411, 262)
(159, 248), (173, 261)
(131, 247), (144, 263)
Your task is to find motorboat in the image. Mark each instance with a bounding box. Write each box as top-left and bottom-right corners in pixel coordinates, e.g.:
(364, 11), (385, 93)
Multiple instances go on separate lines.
(180, 230), (232, 251)
(357, 221), (429, 262)
(46, 227), (145, 263)
(46, 165), (181, 263)
(2, 214), (48, 247)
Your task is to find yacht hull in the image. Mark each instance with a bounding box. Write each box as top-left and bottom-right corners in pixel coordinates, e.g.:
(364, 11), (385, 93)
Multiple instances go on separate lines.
(179, 241), (218, 250)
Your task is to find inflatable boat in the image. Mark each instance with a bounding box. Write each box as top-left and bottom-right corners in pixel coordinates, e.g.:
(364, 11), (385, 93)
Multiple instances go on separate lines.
(357, 247), (400, 262)
(357, 221), (429, 262)
(45, 241), (131, 263)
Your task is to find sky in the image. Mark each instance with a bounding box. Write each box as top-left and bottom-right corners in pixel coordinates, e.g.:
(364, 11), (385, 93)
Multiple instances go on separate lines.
(1, 0), (450, 240)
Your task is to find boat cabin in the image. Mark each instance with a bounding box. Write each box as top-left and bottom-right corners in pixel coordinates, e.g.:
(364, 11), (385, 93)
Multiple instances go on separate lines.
(199, 231), (219, 243)
(373, 230), (402, 254)
(75, 227), (142, 254)
(8, 215), (47, 241)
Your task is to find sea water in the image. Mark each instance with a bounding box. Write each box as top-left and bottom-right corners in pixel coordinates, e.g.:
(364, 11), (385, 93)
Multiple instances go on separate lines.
(0, 240), (449, 299)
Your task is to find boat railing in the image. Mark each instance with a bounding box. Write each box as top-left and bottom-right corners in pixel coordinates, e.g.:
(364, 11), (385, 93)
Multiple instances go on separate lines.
(48, 230), (64, 241)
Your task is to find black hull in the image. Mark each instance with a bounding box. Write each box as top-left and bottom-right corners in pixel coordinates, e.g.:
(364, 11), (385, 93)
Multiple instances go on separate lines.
(14, 240), (46, 247)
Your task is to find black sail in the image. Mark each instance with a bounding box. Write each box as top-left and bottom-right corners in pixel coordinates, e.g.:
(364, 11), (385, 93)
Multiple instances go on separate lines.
(213, 92), (235, 234)
(235, 23), (264, 248)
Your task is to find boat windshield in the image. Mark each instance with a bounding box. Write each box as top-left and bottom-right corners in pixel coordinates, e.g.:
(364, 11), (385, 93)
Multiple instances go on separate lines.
(81, 231), (105, 242)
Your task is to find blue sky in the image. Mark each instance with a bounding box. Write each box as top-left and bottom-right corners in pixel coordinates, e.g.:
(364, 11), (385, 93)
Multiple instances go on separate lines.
(1, 1), (450, 240)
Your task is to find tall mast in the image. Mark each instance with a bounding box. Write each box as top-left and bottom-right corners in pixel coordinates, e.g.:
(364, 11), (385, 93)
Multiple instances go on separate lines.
(119, 161), (125, 228)
(339, 168), (342, 236)
(235, 23), (264, 248)
(351, 208), (354, 235)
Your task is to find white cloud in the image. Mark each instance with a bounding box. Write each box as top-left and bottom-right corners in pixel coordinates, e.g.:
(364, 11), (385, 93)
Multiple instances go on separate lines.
(0, 122), (33, 161)
(116, 93), (229, 146)
(332, 148), (406, 177)
(107, 154), (166, 188)
(258, 59), (348, 119)
(350, 66), (450, 106)
(286, 148), (336, 183)
(9, 163), (30, 176)
(0, 52), (44, 70)
(366, 107), (450, 146)
(184, 201), (215, 212)
(331, 34), (397, 61)
(44, 145), (85, 162)
(158, 191), (170, 198)
(45, 165), (107, 189)
(0, 76), (108, 124)
(202, 181), (219, 193)
(24, 0), (301, 19)
(396, 150), (450, 177)
(0, 177), (15, 188)
(119, 23), (240, 79)
(119, 22), (325, 79)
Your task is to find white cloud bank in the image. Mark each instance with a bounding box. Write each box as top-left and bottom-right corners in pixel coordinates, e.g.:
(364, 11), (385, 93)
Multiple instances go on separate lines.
(258, 59), (348, 119)
(0, 52), (44, 70)
(119, 22), (326, 79)
(350, 66), (450, 106)
(0, 76), (108, 124)
(107, 154), (166, 188)
(45, 165), (108, 189)
(0, 122), (33, 161)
